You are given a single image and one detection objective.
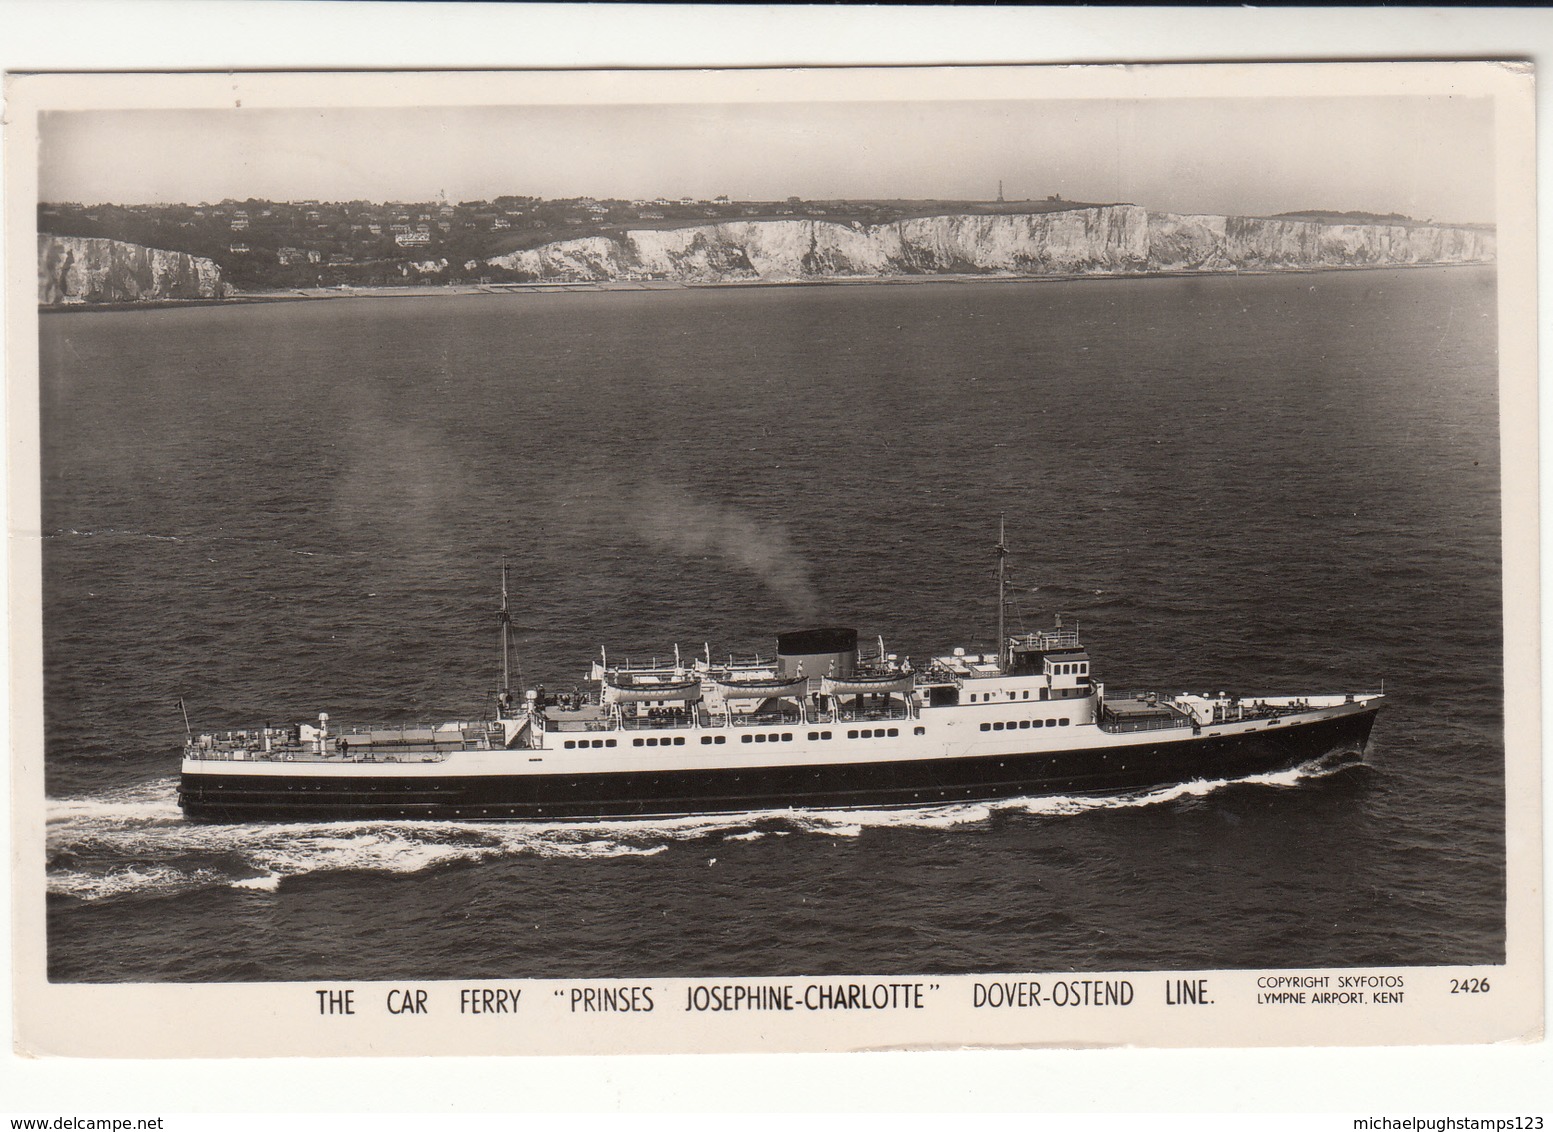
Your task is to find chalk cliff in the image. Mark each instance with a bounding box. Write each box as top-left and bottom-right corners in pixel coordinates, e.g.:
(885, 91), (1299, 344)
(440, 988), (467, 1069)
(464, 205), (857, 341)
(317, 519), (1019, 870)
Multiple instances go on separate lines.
(480, 206), (1494, 283)
(39, 235), (229, 305)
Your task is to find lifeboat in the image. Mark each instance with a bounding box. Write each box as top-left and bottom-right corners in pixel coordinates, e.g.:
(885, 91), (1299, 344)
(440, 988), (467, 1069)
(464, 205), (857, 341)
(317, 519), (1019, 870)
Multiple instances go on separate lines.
(714, 674), (809, 701)
(602, 675), (704, 704)
(820, 673), (916, 698)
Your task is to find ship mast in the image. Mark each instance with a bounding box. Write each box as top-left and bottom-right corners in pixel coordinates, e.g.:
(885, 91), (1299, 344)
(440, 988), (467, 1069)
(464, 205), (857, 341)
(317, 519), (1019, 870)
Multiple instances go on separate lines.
(995, 513), (1009, 669)
(497, 557), (512, 695)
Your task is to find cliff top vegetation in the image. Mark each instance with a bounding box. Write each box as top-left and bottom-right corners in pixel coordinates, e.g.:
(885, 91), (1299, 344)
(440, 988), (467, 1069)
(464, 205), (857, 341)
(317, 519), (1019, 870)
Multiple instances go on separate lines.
(1270, 209), (1494, 231)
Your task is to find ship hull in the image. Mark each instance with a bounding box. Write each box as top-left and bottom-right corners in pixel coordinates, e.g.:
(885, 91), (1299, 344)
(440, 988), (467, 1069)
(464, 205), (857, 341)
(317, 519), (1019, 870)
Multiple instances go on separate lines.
(178, 705), (1378, 823)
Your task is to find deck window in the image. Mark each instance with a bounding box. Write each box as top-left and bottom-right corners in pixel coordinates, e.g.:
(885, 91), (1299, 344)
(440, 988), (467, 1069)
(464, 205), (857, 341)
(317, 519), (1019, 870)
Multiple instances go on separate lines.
(979, 722), (990, 732)
(993, 721), (1004, 731)
(674, 737), (685, 745)
(1059, 718), (1070, 726)
(742, 735), (753, 744)
(782, 733), (794, 742)
(634, 738), (645, 747)
(914, 726), (925, 736)
(887, 728), (898, 737)
(847, 730), (859, 739)
(701, 736), (714, 745)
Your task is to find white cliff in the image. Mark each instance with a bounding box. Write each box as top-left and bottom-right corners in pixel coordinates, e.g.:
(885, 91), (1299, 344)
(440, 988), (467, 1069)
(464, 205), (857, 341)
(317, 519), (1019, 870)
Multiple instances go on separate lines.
(38, 235), (229, 304)
(482, 206), (1494, 284)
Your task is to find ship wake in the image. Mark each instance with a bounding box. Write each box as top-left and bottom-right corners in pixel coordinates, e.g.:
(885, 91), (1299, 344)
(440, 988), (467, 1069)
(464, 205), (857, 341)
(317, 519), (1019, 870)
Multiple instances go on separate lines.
(46, 753), (1362, 902)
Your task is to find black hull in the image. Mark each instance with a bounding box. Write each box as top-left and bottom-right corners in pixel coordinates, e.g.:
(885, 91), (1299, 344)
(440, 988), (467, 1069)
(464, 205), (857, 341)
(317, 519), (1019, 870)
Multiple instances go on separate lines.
(179, 708), (1378, 823)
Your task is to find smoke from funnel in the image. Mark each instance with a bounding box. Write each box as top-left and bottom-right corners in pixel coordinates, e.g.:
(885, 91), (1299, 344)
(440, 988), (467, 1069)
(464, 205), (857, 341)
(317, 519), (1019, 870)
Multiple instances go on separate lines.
(623, 483), (821, 620)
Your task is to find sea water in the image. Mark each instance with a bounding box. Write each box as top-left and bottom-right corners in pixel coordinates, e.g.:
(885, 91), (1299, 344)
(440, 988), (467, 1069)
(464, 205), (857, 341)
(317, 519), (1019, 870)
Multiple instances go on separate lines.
(38, 267), (1503, 980)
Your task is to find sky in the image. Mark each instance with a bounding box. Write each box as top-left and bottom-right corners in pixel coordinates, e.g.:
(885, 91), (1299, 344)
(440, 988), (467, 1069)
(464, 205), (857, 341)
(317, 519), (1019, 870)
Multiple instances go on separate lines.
(39, 94), (1496, 224)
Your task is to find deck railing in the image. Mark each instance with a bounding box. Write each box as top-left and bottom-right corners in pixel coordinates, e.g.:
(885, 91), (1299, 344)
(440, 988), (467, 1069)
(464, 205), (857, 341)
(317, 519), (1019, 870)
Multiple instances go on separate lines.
(1009, 628), (1082, 651)
(618, 713), (700, 731)
(727, 709), (806, 727)
(184, 743), (454, 763)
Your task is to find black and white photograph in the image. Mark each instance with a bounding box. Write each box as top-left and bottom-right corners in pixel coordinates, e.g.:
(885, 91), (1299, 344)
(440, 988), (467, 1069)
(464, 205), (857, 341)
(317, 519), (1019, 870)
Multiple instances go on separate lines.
(7, 58), (1541, 1061)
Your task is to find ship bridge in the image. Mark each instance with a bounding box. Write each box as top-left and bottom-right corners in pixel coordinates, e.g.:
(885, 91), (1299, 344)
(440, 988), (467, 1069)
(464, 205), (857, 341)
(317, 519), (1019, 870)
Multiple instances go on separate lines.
(915, 620), (1095, 712)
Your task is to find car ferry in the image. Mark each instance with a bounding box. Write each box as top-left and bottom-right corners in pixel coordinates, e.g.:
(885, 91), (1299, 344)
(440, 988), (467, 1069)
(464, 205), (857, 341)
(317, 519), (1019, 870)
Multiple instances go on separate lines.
(178, 525), (1382, 822)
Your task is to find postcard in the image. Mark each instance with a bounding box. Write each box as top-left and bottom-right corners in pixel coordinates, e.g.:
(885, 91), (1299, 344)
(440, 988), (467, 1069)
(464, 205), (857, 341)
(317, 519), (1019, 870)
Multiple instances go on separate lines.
(7, 60), (1540, 1059)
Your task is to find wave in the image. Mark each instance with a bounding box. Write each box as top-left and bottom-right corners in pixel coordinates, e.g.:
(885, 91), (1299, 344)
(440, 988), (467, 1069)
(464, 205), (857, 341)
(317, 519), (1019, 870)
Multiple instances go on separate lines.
(45, 755), (1360, 903)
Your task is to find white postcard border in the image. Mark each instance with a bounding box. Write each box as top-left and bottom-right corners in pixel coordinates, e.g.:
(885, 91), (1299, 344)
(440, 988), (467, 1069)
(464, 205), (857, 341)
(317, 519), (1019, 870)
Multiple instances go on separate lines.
(2, 36), (1546, 1108)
